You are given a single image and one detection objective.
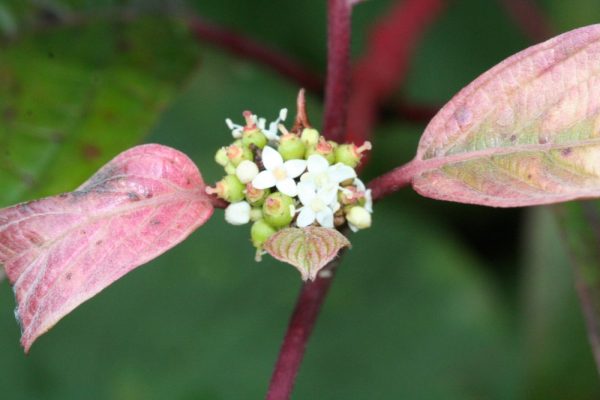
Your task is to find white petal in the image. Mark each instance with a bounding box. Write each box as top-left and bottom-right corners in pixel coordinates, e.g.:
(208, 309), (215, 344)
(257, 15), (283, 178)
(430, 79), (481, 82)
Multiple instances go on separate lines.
(365, 189), (373, 213)
(298, 181), (317, 205)
(300, 172), (315, 183)
(224, 201), (251, 225)
(297, 207), (316, 228)
(317, 186), (337, 205)
(284, 159), (307, 178)
(329, 163), (356, 183)
(354, 178), (366, 191)
(262, 146), (283, 170)
(252, 171), (276, 189)
(348, 222), (359, 232)
(307, 155), (329, 173)
(316, 209), (334, 228)
(278, 108), (288, 121)
(276, 177), (298, 197)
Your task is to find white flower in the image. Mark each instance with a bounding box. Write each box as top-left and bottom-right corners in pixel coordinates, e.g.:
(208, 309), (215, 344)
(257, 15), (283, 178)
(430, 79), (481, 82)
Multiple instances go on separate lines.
(252, 146), (306, 197)
(225, 201), (251, 225)
(236, 160), (259, 184)
(300, 155), (356, 199)
(353, 178), (373, 213)
(347, 206), (372, 232)
(257, 108), (287, 141)
(296, 181), (339, 228)
(225, 109), (287, 141)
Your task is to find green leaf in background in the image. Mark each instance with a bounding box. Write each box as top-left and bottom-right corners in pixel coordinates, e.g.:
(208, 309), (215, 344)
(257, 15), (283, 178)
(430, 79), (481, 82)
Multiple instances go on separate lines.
(0, 16), (199, 206)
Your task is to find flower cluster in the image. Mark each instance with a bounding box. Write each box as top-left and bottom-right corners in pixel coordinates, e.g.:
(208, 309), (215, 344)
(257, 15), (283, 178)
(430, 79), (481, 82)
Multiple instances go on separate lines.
(207, 108), (373, 259)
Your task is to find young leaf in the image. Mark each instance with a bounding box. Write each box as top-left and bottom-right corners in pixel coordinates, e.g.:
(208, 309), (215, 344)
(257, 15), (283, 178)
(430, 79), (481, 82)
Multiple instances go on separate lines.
(411, 24), (600, 207)
(264, 227), (350, 281)
(0, 144), (214, 352)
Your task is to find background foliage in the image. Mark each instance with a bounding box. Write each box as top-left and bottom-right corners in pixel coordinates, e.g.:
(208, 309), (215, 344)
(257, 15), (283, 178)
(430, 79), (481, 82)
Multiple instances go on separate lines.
(0, 0), (599, 398)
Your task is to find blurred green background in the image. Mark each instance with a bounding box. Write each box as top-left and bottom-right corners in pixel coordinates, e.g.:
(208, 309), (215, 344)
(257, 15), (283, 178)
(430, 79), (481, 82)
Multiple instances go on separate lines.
(0, 0), (599, 398)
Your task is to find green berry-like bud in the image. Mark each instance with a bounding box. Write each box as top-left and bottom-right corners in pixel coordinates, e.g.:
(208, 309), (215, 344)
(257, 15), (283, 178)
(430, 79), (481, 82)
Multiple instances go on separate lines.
(278, 133), (306, 161)
(227, 144), (253, 166)
(300, 128), (320, 147)
(335, 141), (372, 168)
(215, 147), (228, 166)
(250, 208), (263, 222)
(224, 162), (237, 175)
(245, 183), (269, 206)
(263, 192), (295, 228)
(242, 129), (268, 149)
(306, 137), (335, 164)
(251, 219), (277, 248)
(208, 174), (245, 202)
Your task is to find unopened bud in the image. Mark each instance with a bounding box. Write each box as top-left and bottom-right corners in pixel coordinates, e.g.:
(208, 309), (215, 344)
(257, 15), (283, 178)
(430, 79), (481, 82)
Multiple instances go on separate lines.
(306, 137), (335, 164)
(206, 174), (245, 202)
(245, 183), (269, 206)
(224, 201), (251, 225)
(215, 147), (228, 166)
(242, 129), (268, 149)
(335, 141), (372, 168)
(226, 144), (253, 166)
(250, 208), (263, 221)
(300, 128), (320, 147)
(346, 206), (372, 230)
(236, 160), (259, 184)
(263, 192), (295, 228)
(278, 133), (306, 161)
(251, 219), (277, 248)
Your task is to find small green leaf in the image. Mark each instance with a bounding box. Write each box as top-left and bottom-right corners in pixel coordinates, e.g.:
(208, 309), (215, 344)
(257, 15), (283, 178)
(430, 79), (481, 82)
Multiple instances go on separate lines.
(264, 227), (350, 281)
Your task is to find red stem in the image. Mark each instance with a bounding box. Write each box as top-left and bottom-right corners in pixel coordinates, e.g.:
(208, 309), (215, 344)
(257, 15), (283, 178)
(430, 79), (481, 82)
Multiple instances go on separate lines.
(266, 1), (356, 398)
(346, 0), (446, 144)
(368, 159), (419, 201)
(266, 262), (340, 400)
(187, 15), (323, 94)
(323, 0), (353, 142)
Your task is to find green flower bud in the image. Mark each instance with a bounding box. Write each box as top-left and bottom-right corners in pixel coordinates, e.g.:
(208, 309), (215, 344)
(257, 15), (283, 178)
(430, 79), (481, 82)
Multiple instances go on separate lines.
(250, 208), (263, 222)
(245, 183), (269, 206)
(207, 174), (245, 202)
(300, 128), (320, 147)
(224, 162), (237, 175)
(306, 137), (335, 164)
(242, 128), (268, 149)
(263, 192), (295, 228)
(251, 219), (277, 248)
(226, 144), (253, 166)
(215, 147), (228, 166)
(335, 141), (372, 168)
(278, 133), (306, 161)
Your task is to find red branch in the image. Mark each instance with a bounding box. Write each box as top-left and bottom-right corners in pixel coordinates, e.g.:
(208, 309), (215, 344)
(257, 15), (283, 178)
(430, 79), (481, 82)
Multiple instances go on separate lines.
(498, 0), (553, 43)
(187, 15), (323, 94)
(346, 0), (446, 145)
(266, 263), (339, 400)
(368, 159), (419, 201)
(323, 0), (353, 142)
(266, 0), (356, 398)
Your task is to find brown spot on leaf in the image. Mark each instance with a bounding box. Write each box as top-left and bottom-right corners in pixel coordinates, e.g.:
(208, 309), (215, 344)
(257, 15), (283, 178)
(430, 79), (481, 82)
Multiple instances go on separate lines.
(509, 135), (517, 142)
(65, 273), (72, 280)
(538, 137), (548, 145)
(95, 240), (103, 246)
(127, 192), (141, 201)
(561, 147), (572, 157)
(150, 219), (161, 226)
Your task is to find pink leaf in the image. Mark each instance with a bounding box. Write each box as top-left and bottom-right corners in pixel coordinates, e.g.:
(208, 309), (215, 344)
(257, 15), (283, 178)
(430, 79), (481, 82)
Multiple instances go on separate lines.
(264, 227), (350, 281)
(0, 144), (214, 351)
(412, 24), (600, 207)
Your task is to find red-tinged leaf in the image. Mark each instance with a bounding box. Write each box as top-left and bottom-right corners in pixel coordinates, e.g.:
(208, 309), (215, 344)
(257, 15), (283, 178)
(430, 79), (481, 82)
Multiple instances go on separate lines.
(410, 24), (600, 207)
(264, 227), (350, 281)
(0, 144), (214, 352)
